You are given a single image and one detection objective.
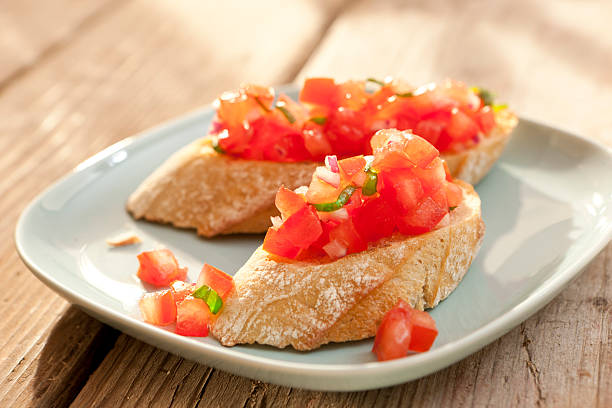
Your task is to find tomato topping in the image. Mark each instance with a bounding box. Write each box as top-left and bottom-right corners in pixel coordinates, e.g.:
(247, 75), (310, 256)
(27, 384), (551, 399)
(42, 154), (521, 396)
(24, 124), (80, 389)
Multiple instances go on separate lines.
(263, 129), (466, 261)
(372, 299), (438, 361)
(139, 290), (177, 326)
(197, 264), (234, 300)
(210, 78), (502, 162)
(169, 280), (196, 304)
(300, 78), (338, 108)
(176, 296), (212, 337)
(137, 249), (187, 287)
(275, 186), (307, 220)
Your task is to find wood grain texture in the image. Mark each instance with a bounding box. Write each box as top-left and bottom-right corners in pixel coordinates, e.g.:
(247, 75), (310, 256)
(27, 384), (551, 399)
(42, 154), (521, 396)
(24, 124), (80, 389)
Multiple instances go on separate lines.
(3, 0), (611, 406)
(1, 0), (349, 406)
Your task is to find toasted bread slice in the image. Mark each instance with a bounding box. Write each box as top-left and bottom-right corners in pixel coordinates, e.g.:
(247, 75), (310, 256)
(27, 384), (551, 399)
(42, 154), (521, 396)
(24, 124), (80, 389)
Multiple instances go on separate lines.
(126, 138), (317, 237)
(210, 181), (484, 350)
(127, 111), (513, 237)
(443, 109), (518, 184)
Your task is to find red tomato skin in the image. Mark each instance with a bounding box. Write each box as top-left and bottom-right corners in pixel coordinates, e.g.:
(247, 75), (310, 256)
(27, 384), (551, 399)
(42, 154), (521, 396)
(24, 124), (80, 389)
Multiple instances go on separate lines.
(299, 78), (337, 108)
(473, 106), (496, 134)
(137, 249), (187, 287)
(275, 186), (307, 220)
(446, 109), (479, 143)
(281, 206), (324, 248)
(445, 182), (463, 208)
(170, 281), (196, 304)
(407, 309), (438, 352)
(197, 264), (235, 300)
(338, 156), (367, 181)
(379, 169), (425, 216)
(397, 196), (448, 235)
(176, 297), (211, 337)
(372, 307), (412, 361)
(262, 227), (302, 259)
(412, 157), (446, 193)
(328, 219), (367, 256)
(352, 196), (396, 243)
(139, 290), (177, 326)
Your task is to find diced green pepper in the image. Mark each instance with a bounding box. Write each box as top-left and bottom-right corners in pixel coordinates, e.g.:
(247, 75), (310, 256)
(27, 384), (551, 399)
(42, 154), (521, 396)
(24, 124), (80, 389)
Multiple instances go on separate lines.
(310, 116), (327, 125)
(362, 170), (378, 196)
(193, 285), (223, 314)
(275, 102), (296, 124)
(313, 186), (356, 212)
(212, 137), (225, 154)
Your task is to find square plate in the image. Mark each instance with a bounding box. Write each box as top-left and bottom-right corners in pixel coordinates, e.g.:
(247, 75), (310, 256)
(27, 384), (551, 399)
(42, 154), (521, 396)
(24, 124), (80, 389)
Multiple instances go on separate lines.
(16, 89), (612, 391)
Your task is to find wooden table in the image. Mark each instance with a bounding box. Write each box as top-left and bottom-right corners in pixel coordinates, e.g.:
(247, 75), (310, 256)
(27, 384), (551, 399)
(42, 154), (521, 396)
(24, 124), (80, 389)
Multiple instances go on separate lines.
(2, 1), (611, 406)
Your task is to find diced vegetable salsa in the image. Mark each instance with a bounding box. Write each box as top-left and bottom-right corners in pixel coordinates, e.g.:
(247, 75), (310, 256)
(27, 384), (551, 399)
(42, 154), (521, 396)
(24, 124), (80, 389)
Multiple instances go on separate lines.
(262, 129), (463, 260)
(372, 299), (438, 361)
(137, 249), (235, 337)
(137, 249), (187, 286)
(210, 77), (504, 162)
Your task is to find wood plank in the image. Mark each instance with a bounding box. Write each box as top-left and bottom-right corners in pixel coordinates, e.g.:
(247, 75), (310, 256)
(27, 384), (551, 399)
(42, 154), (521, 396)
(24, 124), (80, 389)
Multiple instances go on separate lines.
(1, 0), (350, 406)
(0, 0), (117, 85)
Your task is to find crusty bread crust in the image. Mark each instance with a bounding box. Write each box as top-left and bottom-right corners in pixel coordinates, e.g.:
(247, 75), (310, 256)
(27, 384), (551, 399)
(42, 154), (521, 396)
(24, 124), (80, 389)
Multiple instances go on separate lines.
(442, 110), (518, 185)
(126, 139), (316, 237)
(211, 181), (484, 350)
(127, 111), (514, 237)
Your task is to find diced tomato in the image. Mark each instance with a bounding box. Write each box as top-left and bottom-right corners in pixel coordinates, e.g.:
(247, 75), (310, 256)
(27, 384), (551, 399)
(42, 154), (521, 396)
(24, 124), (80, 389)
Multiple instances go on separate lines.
(263, 206), (323, 258)
(139, 290), (177, 326)
(299, 78), (338, 109)
(336, 80), (369, 110)
(275, 186), (307, 220)
(372, 304), (412, 361)
(405, 307), (439, 352)
(442, 160), (453, 181)
(197, 264), (234, 300)
(397, 196), (448, 235)
(170, 281), (196, 304)
(279, 206), (323, 248)
(137, 249), (187, 287)
(262, 227), (302, 259)
(338, 156), (367, 184)
(372, 299), (438, 361)
(473, 106), (496, 134)
(324, 108), (369, 157)
(352, 196), (396, 242)
(412, 157), (446, 193)
(379, 169), (424, 215)
(276, 93), (309, 125)
(242, 83), (274, 109)
(302, 123), (333, 159)
(176, 296), (212, 337)
(446, 182), (463, 208)
(328, 219), (367, 256)
(306, 172), (343, 204)
(446, 109), (479, 143)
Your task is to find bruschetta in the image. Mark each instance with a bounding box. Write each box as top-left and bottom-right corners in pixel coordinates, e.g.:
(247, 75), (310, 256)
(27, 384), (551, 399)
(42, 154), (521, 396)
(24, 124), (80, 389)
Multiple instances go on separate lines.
(210, 129), (485, 350)
(127, 78), (512, 237)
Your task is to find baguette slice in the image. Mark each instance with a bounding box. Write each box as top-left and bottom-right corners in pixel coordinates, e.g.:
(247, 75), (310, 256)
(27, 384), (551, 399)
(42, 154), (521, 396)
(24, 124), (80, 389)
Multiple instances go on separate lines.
(211, 181), (484, 351)
(127, 111), (514, 237)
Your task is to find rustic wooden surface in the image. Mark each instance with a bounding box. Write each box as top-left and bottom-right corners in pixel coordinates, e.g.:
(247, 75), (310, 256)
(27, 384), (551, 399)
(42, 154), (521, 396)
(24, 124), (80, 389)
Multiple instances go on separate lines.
(2, 0), (610, 407)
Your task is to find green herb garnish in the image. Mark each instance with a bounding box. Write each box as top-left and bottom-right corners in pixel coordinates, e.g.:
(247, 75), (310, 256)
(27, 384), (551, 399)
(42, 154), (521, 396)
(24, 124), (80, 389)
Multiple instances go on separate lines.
(310, 116), (327, 125)
(255, 96), (271, 112)
(275, 102), (296, 124)
(396, 92), (413, 98)
(449, 206), (457, 211)
(212, 137), (225, 154)
(472, 86), (495, 106)
(313, 186), (356, 212)
(193, 285), (223, 314)
(362, 170), (378, 196)
(492, 103), (508, 112)
(366, 77), (386, 87)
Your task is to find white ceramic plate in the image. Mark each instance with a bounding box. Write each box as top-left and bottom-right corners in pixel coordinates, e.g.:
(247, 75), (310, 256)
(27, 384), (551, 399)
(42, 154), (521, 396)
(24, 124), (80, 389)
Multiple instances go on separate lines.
(16, 90), (612, 391)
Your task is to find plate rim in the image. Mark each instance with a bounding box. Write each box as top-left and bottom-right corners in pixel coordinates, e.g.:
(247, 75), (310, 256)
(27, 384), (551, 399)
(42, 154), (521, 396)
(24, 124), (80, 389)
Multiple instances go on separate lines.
(14, 97), (612, 391)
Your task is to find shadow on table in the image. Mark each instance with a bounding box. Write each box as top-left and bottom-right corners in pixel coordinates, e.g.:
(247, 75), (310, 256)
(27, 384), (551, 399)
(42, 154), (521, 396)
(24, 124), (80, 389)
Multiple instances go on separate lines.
(32, 306), (118, 408)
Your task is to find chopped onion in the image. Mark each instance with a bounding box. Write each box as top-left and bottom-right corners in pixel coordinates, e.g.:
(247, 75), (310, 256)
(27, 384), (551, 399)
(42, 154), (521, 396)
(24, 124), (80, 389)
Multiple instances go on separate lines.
(323, 240), (347, 259)
(314, 166), (340, 188)
(317, 207), (348, 222)
(325, 155), (339, 173)
(270, 216), (283, 229)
